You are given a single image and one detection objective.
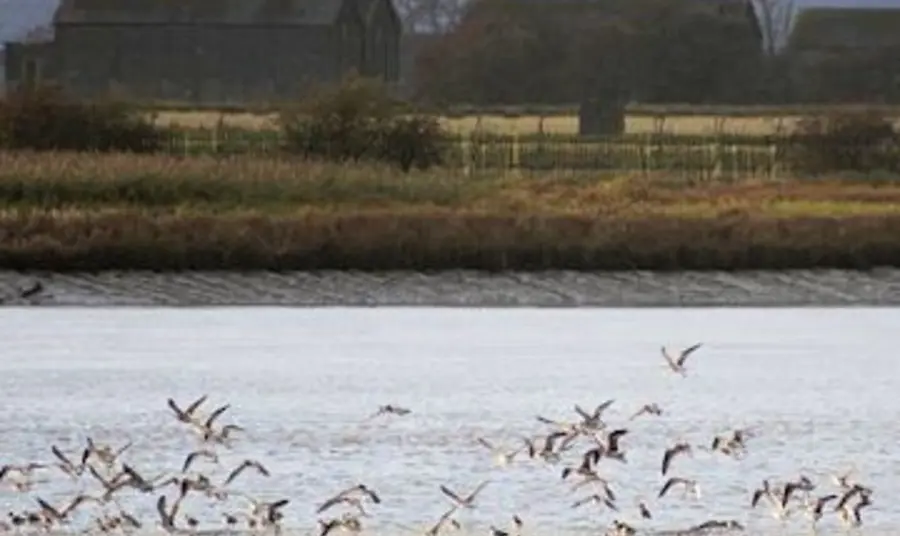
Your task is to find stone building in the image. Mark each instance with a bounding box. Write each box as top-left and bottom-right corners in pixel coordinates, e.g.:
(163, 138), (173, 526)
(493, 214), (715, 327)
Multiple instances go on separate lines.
(4, 0), (401, 103)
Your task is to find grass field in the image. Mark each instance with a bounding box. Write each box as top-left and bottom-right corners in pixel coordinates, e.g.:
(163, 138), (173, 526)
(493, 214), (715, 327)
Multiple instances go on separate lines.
(149, 108), (900, 136)
(2, 150), (900, 271)
(151, 110), (793, 136)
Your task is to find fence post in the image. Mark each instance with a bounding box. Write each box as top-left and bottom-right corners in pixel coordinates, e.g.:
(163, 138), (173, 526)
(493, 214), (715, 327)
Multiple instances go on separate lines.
(769, 143), (779, 179)
(701, 140), (716, 181)
(712, 140), (723, 181)
(730, 143), (739, 180)
(461, 137), (471, 177)
(641, 139), (649, 177)
(653, 114), (666, 135)
(511, 133), (521, 177)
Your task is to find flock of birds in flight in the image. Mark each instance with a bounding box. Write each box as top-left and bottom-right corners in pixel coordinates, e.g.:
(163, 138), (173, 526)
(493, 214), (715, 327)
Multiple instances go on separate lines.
(0, 343), (877, 536)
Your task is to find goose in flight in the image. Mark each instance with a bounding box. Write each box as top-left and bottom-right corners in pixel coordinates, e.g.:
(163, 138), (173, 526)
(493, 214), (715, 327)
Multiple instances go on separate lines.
(224, 459), (270, 486)
(629, 403), (663, 420)
(573, 399), (614, 429)
(167, 395), (208, 425)
(180, 449), (219, 473)
(661, 441), (692, 476)
(439, 480), (490, 510)
(424, 506), (461, 535)
(368, 405), (412, 420)
(476, 438), (522, 467)
(658, 477), (700, 500)
(661, 343), (703, 375)
(571, 493), (618, 511)
(317, 484), (381, 514)
(50, 446), (87, 479)
(806, 494), (838, 525)
(35, 494), (103, 524)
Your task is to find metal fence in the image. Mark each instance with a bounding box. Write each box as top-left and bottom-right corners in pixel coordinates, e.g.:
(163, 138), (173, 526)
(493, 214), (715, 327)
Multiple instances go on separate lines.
(159, 128), (898, 178)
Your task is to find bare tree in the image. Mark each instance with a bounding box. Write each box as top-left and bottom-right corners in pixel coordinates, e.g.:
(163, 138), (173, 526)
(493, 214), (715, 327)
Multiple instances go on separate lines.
(754, 0), (796, 55)
(394, 0), (466, 33)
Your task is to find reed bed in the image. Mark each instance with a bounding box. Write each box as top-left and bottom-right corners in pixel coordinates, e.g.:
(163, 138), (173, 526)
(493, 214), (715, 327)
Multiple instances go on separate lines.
(3, 151), (900, 271)
(3, 151), (900, 212)
(2, 209), (900, 271)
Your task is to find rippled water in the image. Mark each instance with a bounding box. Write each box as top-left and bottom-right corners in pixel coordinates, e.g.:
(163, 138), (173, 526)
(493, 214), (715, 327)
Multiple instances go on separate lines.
(1, 308), (898, 536)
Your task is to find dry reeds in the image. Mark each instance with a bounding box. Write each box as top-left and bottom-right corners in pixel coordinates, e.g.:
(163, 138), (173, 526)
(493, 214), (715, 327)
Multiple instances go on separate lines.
(3, 150), (900, 271)
(1, 209), (899, 271)
(2, 151), (900, 212)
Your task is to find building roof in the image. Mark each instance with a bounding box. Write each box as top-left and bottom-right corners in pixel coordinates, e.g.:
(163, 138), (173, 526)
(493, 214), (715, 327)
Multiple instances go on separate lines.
(53, 0), (347, 26)
(788, 7), (900, 50)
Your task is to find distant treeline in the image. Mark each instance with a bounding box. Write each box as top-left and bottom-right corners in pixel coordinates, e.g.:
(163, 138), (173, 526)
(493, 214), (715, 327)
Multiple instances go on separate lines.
(408, 0), (900, 106)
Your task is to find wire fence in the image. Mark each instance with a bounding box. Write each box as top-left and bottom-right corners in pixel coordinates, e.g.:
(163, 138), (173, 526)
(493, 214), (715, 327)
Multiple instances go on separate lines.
(158, 128), (900, 178)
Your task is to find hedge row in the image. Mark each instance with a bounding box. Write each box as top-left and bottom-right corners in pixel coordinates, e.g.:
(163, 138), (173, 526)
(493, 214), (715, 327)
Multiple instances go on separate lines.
(2, 82), (899, 175)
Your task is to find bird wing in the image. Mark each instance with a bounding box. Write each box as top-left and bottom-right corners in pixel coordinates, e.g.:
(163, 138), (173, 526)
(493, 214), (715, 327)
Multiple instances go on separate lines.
(465, 480), (490, 502)
(224, 461), (250, 486)
(205, 404), (231, 428)
(835, 487), (860, 511)
(594, 399), (615, 417)
(439, 485), (466, 504)
(251, 460), (270, 477)
(476, 438), (495, 452)
(156, 495), (171, 526)
(363, 487), (381, 504)
(115, 441), (133, 458)
(816, 494), (837, 511)
(317, 496), (345, 514)
(87, 465), (112, 488)
(750, 488), (764, 508)
(61, 495), (90, 517)
(678, 343), (703, 366)
(607, 429), (628, 450)
(521, 437), (535, 458)
(557, 432), (580, 453)
(427, 506), (458, 535)
(167, 399), (188, 421)
(573, 405), (592, 421)
(181, 452), (201, 473)
(51, 446), (73, 469)
(658, 478), (681, 499)
(185, 395), (208, 415)
(543, 431), (566, 452)
(781, 483), (797, 509)
(661, 347), (679, 369)
(36, 497), (62, 519)
(535, 415), (562, 426)
(662, 448), (675, 476)
(571, 496), (591, 509)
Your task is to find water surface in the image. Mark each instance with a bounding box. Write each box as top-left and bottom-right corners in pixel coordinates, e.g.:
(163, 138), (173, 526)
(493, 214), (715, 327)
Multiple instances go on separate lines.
(1, 308), (897, 535)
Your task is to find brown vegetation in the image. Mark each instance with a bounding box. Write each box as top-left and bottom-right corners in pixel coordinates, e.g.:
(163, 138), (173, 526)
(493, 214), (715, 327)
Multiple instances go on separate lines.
(786, 112), (900, 174)
(1, 209), (899, 271)
(1, 150), (900, 271)
(0, 80), (444, 172)
(0, 86), (162, 152)
(3, 151), (900, 212)
(279, 77), (444, 172)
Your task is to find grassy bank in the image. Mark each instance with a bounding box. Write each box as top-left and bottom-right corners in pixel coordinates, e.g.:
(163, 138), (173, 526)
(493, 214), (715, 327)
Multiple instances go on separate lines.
(3, 151), (900, 271)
